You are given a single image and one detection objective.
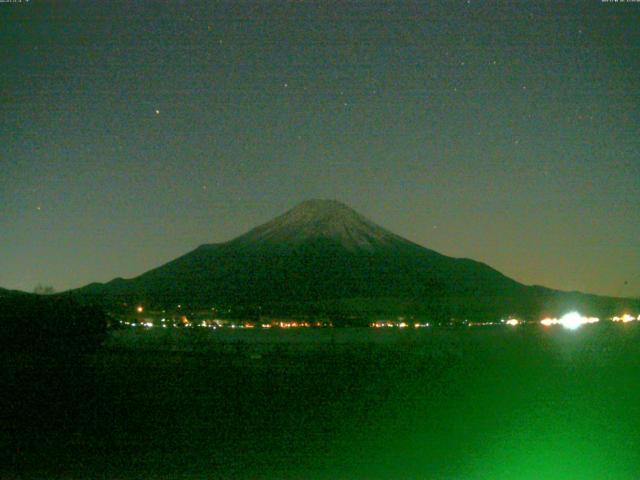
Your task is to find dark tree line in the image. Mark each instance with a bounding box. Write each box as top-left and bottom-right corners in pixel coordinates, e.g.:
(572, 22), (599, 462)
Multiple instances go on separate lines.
(0, 293), (108, 355)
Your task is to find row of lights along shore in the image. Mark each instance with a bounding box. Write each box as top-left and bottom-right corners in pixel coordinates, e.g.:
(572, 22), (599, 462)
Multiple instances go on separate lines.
(127, 306), (639, 331)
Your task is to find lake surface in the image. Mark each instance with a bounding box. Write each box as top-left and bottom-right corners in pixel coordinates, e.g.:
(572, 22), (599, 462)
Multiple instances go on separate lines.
(4, 324), (640, 479)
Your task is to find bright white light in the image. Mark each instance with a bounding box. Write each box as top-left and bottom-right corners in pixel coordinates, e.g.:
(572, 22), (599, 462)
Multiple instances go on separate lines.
(560, 312), (582, 330)
(540, 313), (599, 329)
(559, 312), (599, 330)
(506, 319), (519, 326)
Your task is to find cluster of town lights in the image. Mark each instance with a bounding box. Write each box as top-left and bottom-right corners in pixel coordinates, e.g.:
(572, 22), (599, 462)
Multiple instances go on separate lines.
(123, 316), (331, 329)
(612, 314), (639, 323)
(370, 321), (431, 328)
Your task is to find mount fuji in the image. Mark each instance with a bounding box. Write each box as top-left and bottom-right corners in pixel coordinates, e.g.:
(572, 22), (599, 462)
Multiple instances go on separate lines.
(69, 200), (637, 321)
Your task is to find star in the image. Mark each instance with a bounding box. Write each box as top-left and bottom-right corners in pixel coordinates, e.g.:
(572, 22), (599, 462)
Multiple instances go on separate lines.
(155, 109), (160, 115)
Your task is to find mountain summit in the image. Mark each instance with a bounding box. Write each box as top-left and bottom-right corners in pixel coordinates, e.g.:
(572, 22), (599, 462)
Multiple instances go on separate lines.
(235, 199), (401, 251)
(70, 200), (637, 321)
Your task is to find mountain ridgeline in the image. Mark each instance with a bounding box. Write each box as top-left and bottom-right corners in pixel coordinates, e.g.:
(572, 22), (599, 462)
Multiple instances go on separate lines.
(70, 200), (637, 322)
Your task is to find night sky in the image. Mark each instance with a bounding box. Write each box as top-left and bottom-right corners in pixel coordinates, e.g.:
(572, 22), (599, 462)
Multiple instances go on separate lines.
(1, 1), (638, 297)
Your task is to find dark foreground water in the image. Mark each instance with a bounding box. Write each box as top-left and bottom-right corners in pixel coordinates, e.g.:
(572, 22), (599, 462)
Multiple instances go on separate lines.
(3, 324), (640, 479)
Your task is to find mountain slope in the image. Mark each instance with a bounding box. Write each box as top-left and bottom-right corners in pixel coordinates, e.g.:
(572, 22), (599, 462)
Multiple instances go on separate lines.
(0, 287), (32, 299)
(69, 200), (638, 320)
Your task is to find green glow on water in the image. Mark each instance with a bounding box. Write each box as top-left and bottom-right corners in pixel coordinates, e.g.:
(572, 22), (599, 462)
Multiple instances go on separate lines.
(8, 324), (640, 479)
(304, 325), (640, 480)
